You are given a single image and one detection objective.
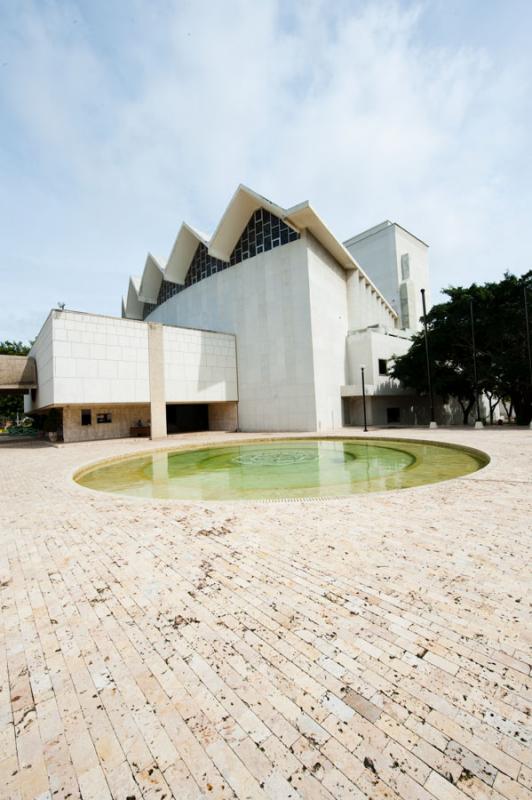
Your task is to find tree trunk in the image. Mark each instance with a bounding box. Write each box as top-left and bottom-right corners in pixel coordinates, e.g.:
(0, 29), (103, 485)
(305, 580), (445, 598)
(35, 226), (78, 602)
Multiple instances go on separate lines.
(457, 398), (474, 425)
(485, 392), (499, 424)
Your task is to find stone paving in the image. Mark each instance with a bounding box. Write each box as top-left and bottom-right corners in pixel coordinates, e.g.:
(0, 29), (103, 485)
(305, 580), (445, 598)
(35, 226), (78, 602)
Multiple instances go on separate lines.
(0, 427), (530, 800)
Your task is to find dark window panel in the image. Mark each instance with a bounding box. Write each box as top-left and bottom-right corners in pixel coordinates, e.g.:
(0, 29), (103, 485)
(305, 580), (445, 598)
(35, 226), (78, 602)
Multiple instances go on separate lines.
(140, 208), (300, 317)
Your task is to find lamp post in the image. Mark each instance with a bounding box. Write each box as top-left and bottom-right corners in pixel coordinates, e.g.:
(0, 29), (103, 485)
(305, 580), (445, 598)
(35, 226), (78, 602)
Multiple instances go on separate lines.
(524, 283), (532, 387)
(524, 283), (532, 429)
(360, 365), (368, 432)
(420, 289), (437, 428)
(469, 298), (483, 428)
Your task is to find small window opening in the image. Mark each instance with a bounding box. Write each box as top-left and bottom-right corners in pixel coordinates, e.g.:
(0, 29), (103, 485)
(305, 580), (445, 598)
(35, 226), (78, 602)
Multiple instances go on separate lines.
(96, 412), (112, 424)
(378, 359), (388, 376)
(81, 409), (92, 426)
(387, 407), (400, 424)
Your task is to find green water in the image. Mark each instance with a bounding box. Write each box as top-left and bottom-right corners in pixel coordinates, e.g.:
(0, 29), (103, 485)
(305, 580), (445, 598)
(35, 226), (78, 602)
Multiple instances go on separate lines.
(75, 438), (488, 501)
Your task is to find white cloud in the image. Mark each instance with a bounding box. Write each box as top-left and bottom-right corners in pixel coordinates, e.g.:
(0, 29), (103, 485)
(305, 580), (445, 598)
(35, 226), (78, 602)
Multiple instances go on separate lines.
(1, 0), (531, 339)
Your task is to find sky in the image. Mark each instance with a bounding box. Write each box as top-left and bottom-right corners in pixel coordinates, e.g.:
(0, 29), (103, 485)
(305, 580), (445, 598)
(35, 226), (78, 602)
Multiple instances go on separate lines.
(1, 0), (531, 342)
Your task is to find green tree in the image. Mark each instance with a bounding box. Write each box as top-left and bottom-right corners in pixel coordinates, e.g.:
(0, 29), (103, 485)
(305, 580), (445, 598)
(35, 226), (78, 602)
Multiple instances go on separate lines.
(0, 340), (32, 424)
(477, 271), (532, 424)
(0, 341), (31, 355)
(391, 271), (532, 425)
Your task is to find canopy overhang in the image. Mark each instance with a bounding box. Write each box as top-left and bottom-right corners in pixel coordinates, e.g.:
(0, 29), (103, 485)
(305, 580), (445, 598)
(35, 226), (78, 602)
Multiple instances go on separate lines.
(165, 223), (209, 285)
(208, 184), (295, 261)
(138, 254), (166, 303)
(0, 355), (37, 392)
(125, 276), (144, 320)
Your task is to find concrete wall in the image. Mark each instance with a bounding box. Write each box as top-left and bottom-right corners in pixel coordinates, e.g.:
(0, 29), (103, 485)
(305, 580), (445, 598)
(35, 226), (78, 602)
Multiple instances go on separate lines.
(148, 323), (167, 439)
(208, 401), (238, 431)
(62, 401), (238, 442)
(25, 313), (54, 411)
(26, 310), (239, 421)
(148, 237), (317, 431)
(394, 227), (430, 330)
(163, 326), (237, 403)
(345, 224), (399, 315)
(345, 223), (429, 330)
(306, 234), (348, 431)
(62, 404), (150, 443)
(25, 310), (151, 411)
(346, 271), (397, 331)
(344, 328), (412, 388)
(343, 395), (473, 427)
(343, 395), (418, 427)
(26, 233), (416, 437)
(148, 234), (404, 433)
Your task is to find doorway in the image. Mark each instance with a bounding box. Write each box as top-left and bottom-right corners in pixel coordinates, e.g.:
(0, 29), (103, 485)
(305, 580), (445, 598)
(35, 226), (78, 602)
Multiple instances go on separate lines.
(166, 403), (209, 434)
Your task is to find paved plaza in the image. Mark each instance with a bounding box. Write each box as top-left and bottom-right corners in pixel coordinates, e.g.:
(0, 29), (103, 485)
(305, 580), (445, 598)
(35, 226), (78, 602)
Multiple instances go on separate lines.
(0, 428), (530, 800)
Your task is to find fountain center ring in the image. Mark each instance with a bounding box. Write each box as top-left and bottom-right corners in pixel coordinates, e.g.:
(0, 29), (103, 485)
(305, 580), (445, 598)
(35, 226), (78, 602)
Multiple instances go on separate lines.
(232, 449), (318, 467)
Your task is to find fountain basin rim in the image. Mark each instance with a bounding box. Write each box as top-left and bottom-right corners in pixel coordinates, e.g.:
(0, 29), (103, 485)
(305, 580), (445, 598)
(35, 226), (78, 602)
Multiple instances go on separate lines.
(71, 435), (490, 504)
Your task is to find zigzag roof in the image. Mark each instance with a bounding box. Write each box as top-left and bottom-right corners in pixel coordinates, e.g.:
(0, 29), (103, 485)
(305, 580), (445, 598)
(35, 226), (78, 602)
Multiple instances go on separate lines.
(124, 276), (143, 320)
(126, 184), (398, 319)
(165, 223), (209, 285)
(138, 253), (166, 304)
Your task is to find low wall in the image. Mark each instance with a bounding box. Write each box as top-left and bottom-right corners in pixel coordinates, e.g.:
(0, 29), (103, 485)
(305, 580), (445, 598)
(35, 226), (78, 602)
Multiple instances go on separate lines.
(0, 355), (37, 390)
(343, 395), (417, 427)
(63, 404), (150, 443)
(208, 402), (238, 431)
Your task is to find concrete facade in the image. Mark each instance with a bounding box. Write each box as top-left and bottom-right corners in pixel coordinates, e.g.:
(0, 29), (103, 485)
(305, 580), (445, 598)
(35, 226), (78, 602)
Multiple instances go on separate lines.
(208, 401), (238, 431)
(163, 325), (237, 404)
(62, 403), (151, 443)
(345, 220), (430, 329)
(149, 236), (318, 431)
(148, 323), (167, 440)
(25, 310), (238, 442)
(341, 327), (415, 426)
(23, 184), (437, 440)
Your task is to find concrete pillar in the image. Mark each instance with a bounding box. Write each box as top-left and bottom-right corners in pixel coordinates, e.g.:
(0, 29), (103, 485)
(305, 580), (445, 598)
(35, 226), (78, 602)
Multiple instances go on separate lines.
(148, 323), (167, 439)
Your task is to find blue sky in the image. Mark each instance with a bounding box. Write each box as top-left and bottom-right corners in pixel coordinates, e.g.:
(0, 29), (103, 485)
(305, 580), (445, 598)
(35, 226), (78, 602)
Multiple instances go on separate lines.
(1, 0), (531, 341)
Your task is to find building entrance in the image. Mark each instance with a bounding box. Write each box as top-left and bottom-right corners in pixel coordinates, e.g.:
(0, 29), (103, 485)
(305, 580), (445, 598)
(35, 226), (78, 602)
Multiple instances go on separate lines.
(166, 403), (209, 434)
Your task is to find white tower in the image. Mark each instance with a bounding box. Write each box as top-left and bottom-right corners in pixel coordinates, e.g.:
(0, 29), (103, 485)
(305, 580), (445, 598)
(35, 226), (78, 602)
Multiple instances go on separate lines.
(344, 221), (430, 330)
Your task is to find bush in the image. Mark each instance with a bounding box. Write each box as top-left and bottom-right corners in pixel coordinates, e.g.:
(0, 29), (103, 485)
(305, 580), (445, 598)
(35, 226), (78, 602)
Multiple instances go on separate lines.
(2, 425), (39, 437)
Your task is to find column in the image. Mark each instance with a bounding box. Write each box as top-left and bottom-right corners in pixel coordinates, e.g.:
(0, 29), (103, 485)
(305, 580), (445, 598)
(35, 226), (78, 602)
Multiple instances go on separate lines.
(148, 323), (167, 439)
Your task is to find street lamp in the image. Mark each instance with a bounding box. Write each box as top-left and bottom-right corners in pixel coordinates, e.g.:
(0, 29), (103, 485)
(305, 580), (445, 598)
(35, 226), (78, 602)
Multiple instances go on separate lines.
(524, 283), (532, 429)
(360, 365), (368, 432)
(469, 298), (483, 428)
(524, 283), (532, 387)
(420, 289), (437, 428)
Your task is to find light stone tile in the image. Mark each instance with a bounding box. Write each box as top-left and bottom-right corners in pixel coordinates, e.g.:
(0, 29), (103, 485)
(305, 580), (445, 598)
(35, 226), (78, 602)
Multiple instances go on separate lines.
(0, 428), (530, 799)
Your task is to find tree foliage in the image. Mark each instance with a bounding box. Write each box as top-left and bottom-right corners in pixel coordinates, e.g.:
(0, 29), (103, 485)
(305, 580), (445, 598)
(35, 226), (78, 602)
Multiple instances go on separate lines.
(0, 340), (31, 356)
(390, 271), (532, 425)
(0, 340), (32, 423)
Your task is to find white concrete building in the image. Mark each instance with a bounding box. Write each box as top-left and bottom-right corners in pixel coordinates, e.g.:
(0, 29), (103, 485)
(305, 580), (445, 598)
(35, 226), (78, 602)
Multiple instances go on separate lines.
(345, 220), (430, 330)
(24, 310), (238, 442)
(20, 184), (430, 441)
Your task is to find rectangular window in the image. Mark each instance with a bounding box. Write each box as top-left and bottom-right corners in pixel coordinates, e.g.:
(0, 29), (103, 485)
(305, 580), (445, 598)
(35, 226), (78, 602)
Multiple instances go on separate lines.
(399, 283), (410, 328)
(96, 412), (112, 424)
(378, 359), (388, 376)
(401, 253), (410, 280)
(387, 407), (400, 424)
(81, 409), (92, 426)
